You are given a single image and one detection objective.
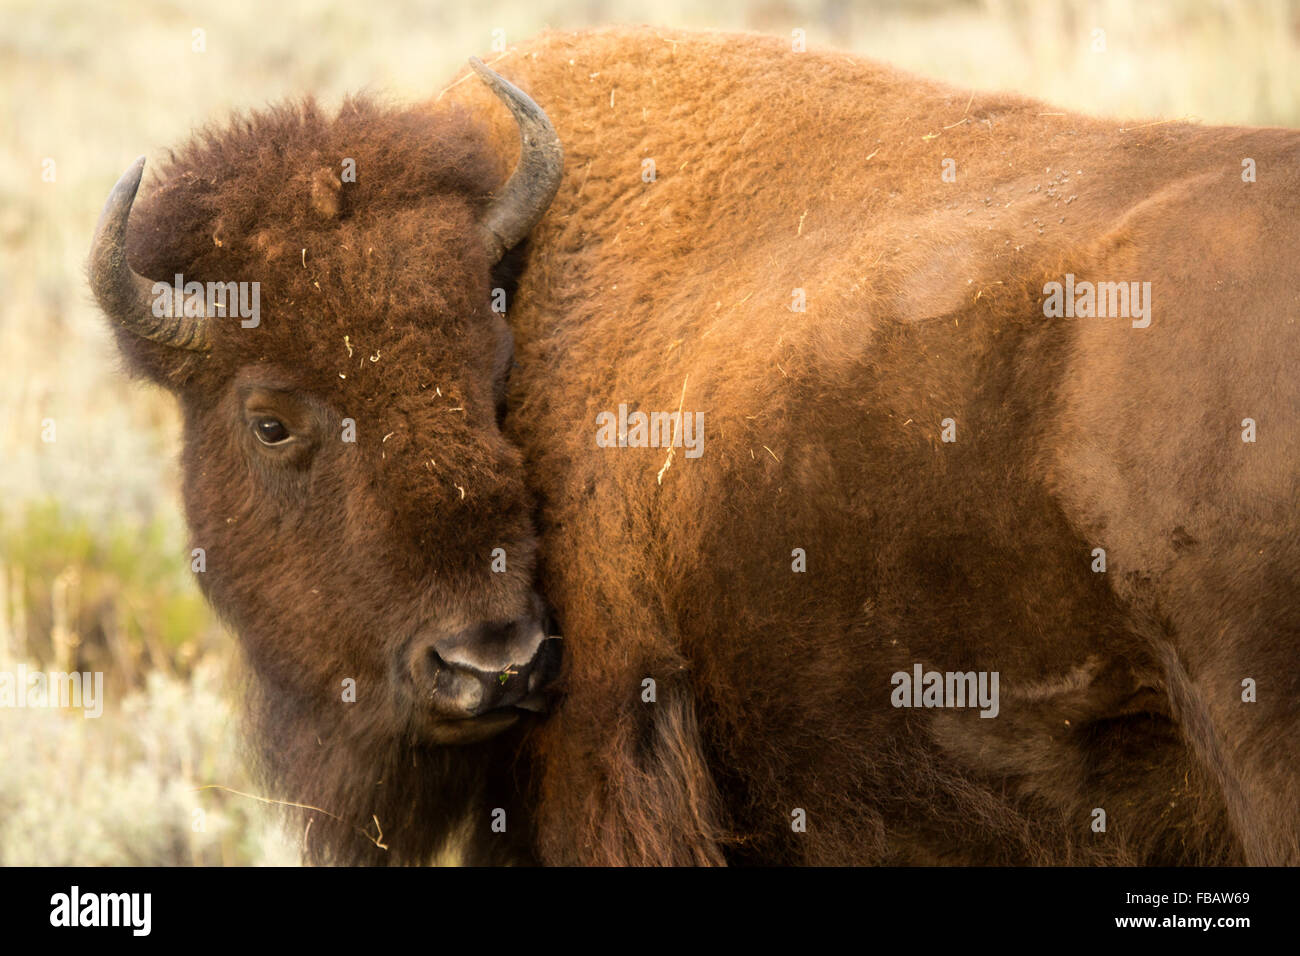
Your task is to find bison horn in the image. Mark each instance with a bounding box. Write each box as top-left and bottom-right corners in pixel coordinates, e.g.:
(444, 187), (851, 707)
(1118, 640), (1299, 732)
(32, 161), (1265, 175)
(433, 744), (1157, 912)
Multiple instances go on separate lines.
(469, 57), (564, 262)
(88, 156), (210, 352)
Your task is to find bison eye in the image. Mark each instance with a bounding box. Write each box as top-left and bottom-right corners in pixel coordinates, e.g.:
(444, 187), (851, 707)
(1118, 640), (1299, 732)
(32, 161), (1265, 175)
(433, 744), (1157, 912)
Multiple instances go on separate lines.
(253, 417), (291, 445)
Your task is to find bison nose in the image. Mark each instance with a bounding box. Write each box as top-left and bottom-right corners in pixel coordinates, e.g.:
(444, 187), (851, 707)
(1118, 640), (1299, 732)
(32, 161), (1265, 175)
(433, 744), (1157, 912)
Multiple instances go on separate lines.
(410, 619), (561, 719)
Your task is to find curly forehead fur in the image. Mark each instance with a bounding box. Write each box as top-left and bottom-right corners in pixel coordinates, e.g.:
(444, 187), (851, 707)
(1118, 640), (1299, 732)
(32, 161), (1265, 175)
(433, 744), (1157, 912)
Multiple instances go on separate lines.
(121, 96), (502, 400)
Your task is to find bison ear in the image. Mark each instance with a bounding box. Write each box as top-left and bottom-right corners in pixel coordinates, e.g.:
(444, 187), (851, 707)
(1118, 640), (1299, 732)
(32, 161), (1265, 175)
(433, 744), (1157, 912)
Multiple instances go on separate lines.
(308, 166), (343, 219)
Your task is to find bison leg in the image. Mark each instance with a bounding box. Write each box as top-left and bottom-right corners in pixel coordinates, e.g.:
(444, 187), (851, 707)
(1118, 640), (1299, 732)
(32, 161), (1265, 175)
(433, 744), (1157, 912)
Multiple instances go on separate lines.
(1050, 176), (1300, 863)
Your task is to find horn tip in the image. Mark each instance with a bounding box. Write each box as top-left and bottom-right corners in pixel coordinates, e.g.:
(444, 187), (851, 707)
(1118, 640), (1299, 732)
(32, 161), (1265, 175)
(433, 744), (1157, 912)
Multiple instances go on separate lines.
(114, 156), (148, 197)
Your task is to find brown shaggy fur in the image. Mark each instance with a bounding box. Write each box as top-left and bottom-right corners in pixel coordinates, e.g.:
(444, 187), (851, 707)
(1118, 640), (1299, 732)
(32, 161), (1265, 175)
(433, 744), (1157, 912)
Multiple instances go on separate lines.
(101, 27), (1298, 865)
(119, 96), (544, 864)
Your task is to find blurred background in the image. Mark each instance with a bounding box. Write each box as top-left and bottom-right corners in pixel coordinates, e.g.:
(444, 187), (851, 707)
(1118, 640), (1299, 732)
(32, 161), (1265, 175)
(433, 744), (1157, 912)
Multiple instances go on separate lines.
(2, 0), (1297, 865)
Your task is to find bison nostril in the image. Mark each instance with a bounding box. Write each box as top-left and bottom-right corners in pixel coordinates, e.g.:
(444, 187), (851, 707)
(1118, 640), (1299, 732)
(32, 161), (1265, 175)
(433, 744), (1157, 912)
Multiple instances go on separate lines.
(420, 647), (445, 685)
(407, 619), (556, 720)
(436, 620), (545, 675)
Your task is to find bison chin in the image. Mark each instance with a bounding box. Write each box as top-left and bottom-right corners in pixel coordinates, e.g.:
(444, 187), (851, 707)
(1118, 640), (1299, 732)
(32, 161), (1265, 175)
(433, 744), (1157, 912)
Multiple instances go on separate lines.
(421, 709), (532, 746)
(241, 613), (563, 864)
(247, 682), (546, 864)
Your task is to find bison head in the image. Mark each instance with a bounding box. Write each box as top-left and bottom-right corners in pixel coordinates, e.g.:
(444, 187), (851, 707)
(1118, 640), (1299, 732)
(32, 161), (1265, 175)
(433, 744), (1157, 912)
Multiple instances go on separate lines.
(88, 60), (564, 862)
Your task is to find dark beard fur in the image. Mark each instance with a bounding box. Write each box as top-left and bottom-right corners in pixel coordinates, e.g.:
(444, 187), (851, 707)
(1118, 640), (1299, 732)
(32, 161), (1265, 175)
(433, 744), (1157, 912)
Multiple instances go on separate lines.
(241, 667), (538, 866)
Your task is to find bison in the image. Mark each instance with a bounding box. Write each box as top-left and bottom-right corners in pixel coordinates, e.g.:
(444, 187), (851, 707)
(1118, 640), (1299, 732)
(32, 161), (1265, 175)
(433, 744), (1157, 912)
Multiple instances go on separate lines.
(90, 27), (1299, 865)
